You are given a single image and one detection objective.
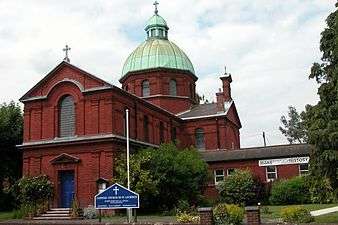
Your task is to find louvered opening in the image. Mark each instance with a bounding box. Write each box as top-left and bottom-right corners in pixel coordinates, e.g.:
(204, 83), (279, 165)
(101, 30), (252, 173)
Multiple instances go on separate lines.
(59, 95), (75, 138)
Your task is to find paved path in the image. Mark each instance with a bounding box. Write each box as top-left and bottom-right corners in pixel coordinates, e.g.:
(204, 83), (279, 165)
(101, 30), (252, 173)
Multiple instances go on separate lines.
(311, 206), (338, 216)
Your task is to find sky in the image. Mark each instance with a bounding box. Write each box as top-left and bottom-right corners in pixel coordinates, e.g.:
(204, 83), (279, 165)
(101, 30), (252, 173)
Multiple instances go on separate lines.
(0, 0), (335, 147)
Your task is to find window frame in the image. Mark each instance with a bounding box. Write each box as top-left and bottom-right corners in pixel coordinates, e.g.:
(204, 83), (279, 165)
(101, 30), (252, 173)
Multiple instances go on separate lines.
(195, 128), (205, 150)
(142, 80), (150, 97)
(214, 169), (225, 185)
(143, 115), (149, 142)
(58, 95), (76, 138)
(266, 165), (277, 182)
(299, 163), (309, 176)
(227, 168), (235, 176)
(159, 121), (164, 143)
(169, 79), (177, 96)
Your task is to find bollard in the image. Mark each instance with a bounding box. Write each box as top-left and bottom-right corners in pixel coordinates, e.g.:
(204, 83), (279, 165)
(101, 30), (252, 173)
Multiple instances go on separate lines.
(245, 206), (261, 225)
(198, 207), (213, 225)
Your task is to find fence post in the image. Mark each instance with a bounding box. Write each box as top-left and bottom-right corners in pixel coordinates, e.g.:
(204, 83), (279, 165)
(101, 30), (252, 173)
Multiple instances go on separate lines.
(198, 207), (213, 225)
(245, 206), (261, 225)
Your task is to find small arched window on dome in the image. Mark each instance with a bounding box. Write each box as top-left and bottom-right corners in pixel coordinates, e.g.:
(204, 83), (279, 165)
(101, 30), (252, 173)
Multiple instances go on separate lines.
(195, 128), (205, 150)
(59, 95), (75, 138)
(142, 80), (150, 97)
(169, 79), (177, 96)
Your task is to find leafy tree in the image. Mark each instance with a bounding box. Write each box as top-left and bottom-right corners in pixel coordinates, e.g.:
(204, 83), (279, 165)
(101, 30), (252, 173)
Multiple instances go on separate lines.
(302, 2), (338, 189)
(279, 106), (307, 144)
(217, 169), (259, 205)
(0, 101), (23, 210)
(113, 143), (209, 211)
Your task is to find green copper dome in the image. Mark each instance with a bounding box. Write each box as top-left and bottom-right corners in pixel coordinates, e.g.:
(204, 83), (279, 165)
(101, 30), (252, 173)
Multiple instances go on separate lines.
(145, 14), (168, 30)
(121, 9), (195, 77)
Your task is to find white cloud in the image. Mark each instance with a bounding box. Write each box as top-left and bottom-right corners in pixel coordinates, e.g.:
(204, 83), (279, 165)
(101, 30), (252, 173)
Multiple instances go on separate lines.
(0, 0), (335, 147)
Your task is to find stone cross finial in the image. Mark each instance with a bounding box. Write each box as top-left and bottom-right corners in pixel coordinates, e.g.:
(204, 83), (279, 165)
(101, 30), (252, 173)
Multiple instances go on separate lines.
(153, 1), (159, 15)
(63, 45), (71, 63)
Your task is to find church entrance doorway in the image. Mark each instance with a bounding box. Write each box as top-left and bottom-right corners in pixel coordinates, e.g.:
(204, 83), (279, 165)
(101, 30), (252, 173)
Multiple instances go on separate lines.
(59, 170), (74, 208)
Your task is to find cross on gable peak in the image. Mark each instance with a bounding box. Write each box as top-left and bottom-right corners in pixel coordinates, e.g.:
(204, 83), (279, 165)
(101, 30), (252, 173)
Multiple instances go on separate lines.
(63, 44), (71, 63)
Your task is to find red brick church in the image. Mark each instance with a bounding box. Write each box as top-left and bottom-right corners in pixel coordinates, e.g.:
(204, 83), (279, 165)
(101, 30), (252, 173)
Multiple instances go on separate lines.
(18, 5), (310, 208)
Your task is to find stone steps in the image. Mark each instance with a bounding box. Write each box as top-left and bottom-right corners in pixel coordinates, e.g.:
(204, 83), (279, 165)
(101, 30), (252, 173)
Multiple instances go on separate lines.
(33, 208), (73, 220)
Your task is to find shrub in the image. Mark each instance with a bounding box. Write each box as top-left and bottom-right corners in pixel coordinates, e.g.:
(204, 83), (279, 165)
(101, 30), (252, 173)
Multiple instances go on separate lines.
(176, 212), (200, 223)
(269, 176), (310, 205)
(217, 169), (257, 205)
(213, 203), (244, 225)
(83, 205), (97, 219)
(280, 206), (314, 223)
(13, 175), (53, 217)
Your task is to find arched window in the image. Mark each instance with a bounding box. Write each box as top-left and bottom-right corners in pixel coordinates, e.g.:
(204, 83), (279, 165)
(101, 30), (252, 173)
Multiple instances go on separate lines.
(159, 122), (164, 143)
(59, 95), (75, 137)
(169, 79), (177, 96)
(195, 128), (205, 150)
(143, 116), (149, 142)
(142, 80), (150, 97)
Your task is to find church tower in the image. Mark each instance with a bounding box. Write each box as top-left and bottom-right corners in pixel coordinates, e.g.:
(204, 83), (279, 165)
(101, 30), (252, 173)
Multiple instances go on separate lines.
(119, 2), (198, 114)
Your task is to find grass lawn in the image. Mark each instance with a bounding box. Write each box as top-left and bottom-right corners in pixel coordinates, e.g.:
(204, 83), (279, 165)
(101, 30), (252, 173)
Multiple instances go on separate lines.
(315, 212), (338, 223)
(0, 211), (14, 221)
(261, 204), (338, 223)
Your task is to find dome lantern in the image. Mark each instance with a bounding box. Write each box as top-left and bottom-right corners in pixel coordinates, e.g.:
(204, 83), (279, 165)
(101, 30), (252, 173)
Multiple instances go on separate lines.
(120, 1), (195, 78)
(145, 1), (169, 39)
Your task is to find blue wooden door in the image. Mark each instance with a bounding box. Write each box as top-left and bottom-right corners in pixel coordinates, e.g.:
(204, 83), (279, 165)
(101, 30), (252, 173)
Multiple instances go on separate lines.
(60, 171), (74, 208)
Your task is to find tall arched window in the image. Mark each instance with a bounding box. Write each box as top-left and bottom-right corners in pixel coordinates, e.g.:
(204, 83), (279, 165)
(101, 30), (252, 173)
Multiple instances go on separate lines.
(143, 116), (149, 142)
(142, 80), (150, 97)
(159, 122), (164, 143)
(59, 95), (75, 137)
(195, 128), (205, 150)
(169, 79), (177, 96)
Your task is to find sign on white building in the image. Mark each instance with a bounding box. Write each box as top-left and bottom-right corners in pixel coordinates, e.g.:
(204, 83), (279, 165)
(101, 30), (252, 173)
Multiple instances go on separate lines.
(258, 156), (309, 167)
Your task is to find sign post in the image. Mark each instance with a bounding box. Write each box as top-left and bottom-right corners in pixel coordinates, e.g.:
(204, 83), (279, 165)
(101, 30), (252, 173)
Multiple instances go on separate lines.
(126, 109), (132, 223)
(95, 183), (139, 219)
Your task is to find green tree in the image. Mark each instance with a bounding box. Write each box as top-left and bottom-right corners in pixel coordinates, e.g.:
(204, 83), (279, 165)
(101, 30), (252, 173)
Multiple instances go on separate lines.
(279, 106), (307, 144)
(217, 169), (259, 205)
(302, 2), (338, 189)
(0, 101), (23, 210)
(113, 143), (209, 211)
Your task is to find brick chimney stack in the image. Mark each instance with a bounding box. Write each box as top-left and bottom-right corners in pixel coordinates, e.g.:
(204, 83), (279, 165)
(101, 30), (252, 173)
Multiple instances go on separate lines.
(216, 74), (232, 112)
(220, 75), (232, 101)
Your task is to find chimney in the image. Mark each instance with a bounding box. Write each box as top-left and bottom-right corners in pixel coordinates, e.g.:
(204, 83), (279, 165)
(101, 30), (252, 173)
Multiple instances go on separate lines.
(220, 74), (232, 101)
(216, 74), (232, 112)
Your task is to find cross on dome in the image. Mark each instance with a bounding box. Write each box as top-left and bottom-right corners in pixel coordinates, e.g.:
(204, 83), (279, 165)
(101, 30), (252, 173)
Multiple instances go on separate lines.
(153, 1), (159, 15)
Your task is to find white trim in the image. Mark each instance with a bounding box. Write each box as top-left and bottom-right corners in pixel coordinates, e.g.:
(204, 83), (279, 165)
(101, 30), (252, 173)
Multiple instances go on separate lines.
(214, 169), (225, 185)
(181, 112), (228, 120)
(141, 94), (190, 99)
(299, 163), (309, 176)
(226, 168), (235, 176)
(265, 165), (277, 182)
(18, 133), (159, 148)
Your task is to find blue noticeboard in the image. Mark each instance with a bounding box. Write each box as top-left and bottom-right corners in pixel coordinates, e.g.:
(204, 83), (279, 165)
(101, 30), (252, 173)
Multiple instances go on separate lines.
(94, 183), (139, 209)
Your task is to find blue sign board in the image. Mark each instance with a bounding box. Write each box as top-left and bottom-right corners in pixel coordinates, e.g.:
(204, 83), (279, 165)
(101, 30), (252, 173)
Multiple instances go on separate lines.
(94, 183), (139, 209)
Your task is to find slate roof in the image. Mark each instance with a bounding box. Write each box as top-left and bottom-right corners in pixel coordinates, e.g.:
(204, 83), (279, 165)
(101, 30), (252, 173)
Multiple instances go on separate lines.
(178, 101), (233, 119)
(200, 144), (311, 162)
